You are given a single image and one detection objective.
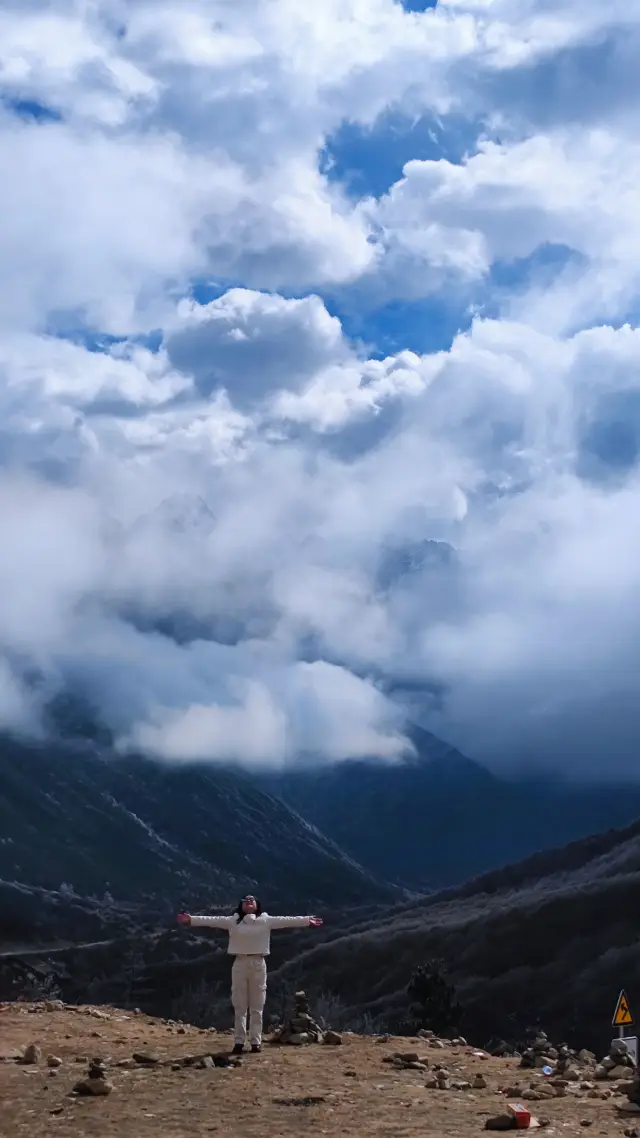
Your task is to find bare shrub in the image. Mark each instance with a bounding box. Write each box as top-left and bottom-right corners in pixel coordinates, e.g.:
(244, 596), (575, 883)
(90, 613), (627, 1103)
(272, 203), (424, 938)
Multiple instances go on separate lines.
(314, 990), (387, 1036)
(170, 979), (228, 1029)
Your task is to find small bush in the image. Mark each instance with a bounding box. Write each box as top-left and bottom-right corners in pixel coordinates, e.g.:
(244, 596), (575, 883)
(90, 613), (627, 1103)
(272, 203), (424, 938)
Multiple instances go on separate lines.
(405, 959), (463, 1036)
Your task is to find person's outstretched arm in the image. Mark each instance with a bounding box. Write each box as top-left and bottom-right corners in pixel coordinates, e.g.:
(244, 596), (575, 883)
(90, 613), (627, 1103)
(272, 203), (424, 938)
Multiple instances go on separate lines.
(266, 914), (323, 930)
(176, 912), (235, 929)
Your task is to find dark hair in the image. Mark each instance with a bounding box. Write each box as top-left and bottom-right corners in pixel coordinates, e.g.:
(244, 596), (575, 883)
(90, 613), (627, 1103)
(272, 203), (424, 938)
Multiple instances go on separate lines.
(235, 896), (262, 923)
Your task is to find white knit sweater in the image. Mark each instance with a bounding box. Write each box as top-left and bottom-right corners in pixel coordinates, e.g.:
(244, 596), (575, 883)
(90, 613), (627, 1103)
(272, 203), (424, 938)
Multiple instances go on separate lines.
(188, 912), (311, 955)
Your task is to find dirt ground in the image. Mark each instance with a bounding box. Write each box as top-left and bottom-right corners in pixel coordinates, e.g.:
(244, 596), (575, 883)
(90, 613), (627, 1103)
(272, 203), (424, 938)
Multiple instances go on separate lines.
(0, 1002), (633, 1138)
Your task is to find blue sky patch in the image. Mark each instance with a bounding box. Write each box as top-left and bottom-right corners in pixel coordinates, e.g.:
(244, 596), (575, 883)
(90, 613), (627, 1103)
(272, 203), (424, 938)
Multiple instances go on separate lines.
(325, 292), (471, 358)
(322, 110), (483, 200)
(1, 96), (62, 123)
(398, 0), (438, 10)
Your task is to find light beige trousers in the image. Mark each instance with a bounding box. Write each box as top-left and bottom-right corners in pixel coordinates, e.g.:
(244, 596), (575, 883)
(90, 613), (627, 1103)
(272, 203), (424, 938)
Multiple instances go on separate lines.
(231, 955), (267, 1046)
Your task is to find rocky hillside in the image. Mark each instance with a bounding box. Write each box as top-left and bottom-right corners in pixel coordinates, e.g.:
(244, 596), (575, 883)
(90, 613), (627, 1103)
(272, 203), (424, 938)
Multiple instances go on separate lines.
(2, 999), (639, 1137)
(0, 734), (395, 930)
(261, 817), (640, 1052)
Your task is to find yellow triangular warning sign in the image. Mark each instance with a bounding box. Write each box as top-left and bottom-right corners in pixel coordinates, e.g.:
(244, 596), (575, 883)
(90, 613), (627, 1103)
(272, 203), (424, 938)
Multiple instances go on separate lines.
(613, 990), (634, 1027)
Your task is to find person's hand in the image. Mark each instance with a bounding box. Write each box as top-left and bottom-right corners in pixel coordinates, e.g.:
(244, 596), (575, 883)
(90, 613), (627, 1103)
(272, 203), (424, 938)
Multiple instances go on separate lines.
(176, 912), (192, 926)
(309, 916), (323, 927)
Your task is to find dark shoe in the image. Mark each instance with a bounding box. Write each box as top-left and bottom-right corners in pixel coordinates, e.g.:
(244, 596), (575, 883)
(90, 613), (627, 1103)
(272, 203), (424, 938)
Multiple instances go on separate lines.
(251, 1044), (261, 1053)
(231, 1044), (244, 1055)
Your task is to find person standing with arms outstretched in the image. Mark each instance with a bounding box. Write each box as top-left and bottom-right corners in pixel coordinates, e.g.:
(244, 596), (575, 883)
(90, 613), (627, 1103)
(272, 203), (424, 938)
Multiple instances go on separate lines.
(177, 895), (323, 1053)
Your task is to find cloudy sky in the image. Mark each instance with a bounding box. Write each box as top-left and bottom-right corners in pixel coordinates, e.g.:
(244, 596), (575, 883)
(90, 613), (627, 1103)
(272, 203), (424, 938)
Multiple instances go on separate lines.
(1, 0), (640, 775)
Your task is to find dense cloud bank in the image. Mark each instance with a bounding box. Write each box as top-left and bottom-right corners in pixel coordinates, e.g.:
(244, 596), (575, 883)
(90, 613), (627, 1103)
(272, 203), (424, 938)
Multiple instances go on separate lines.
(1, 0), (640, 774)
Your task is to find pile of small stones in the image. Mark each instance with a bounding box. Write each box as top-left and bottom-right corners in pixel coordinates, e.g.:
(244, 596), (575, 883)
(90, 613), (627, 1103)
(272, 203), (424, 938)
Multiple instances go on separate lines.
(72, 1058), (114, 1097)
(595, 1038), (637, 1081)
(519, 1031), (591, 1071)
(269, 991), (342, 1047)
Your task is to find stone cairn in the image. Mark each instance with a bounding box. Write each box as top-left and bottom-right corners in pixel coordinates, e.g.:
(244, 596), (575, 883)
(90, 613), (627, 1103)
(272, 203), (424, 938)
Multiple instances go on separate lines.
(72, 1057), (114, 1096)
(593, 1039), (640, 1119)
(595, 1037), (637, 1082)
(269, 991), (341, 1046)
(519, 1031), (561, 1070)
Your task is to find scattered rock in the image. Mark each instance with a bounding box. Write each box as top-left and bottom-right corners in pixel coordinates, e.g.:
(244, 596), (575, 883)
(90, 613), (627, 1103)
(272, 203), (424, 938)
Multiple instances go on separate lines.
(578, 1049), (596, 1064)
(273, 1096), (327, 1107)
(169, 1051), (239, 1069)
(473, 1074), (488, 1089)
(383, 1050), (430, 1071)
(562, 1065), (581, 1081)
(485, 1114), (516, 1131)
(73, 1077), (114, 1096)
(611, 1065), (634, 1080)
(19, 1044), (41, 1065)
(538, 1084), (560, 1098)
(132, 1052), (160, 1066)
(46, 1055), (62, 1068)
(323, 1030), (343, 1046)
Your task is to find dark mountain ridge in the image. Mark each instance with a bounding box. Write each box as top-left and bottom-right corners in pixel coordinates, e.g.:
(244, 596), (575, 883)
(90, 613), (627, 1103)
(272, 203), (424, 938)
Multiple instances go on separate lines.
(259, 725), (640, 888)
(0, 733), (396, 925)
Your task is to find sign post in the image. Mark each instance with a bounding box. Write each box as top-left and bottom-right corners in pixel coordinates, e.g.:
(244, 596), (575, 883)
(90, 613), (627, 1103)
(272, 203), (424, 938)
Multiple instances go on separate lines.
(613, 990), (634, 1036)
(612, 990), (637, 1066)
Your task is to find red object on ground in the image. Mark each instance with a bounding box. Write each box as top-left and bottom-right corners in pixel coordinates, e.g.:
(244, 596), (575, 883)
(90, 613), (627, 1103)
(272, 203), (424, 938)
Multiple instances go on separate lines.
(507, 1102), (531, 1129)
